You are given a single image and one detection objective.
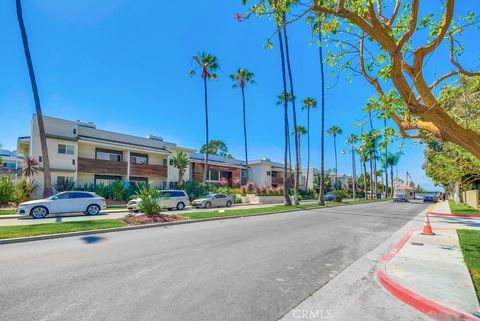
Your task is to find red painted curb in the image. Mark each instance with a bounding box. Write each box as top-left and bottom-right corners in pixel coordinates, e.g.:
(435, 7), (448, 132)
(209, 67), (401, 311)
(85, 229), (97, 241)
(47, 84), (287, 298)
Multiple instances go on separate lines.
(428, 212), (480, 219)
(377, 229), (479, 321)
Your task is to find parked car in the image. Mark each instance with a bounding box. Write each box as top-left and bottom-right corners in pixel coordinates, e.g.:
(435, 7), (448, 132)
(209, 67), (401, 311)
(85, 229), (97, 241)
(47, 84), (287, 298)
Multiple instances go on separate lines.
(191, 193), (233, 209)
(324, 193), (334, 201)
(17, 191), (107, 219)
(393, 192), (407, 202)
(127, 189), (189, 212)
(423, 194), (437, 203)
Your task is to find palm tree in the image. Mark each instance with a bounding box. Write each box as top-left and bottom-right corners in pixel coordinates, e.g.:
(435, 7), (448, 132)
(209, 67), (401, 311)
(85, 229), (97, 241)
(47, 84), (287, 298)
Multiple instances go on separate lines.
(190, 52), (219, 183)
(302, 97), (317, 191)
(22, 156), (39, 181)
(357, 144), (369, 200)
(346, 134), (358, 201)
(276, 93), (293, 175)
(277, 27), (292, 206)
(327, 126), (342, 188)
(386, 152), (402, 195)
(293, 125), (307, 189)
(230, 68), (255, 184)
(172, 151), (189, 185)
(16, 0), (52, 197)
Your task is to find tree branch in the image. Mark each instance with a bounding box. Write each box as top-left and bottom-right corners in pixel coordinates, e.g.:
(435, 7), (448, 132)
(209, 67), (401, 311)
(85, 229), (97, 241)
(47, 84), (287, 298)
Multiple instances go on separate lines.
(397, 0), (419, 48)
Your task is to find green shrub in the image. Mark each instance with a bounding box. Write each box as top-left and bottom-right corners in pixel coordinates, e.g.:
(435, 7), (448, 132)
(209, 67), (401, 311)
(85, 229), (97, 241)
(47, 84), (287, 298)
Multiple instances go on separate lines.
(109, 180), (126, 201)
(53, 178), (76, 193)
(12, 180), (40, 204)
(136, 185), (164, 215)
(332, 189), (346, 202)
(0, 178), (15, 205)
(94, 184), (109, 198)
(179, 180), (207, 202)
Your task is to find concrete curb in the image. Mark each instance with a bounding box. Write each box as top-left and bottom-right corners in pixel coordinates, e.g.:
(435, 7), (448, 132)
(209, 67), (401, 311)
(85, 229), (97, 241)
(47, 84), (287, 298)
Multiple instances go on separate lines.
(376, 229), (479, 321)
(0, 200), (388, 245)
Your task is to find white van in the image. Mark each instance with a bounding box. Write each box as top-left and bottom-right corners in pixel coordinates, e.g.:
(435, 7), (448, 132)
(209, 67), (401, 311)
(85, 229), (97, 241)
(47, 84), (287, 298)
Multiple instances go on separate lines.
(127, 190), (189, 212)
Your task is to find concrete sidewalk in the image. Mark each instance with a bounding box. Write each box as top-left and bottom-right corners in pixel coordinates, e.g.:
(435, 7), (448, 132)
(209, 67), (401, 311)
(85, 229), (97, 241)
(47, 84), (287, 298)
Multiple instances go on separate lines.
(280, 202), (480, 320)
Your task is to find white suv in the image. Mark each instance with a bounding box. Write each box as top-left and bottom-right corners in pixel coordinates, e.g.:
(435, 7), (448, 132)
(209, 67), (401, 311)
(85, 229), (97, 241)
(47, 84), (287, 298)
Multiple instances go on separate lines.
(127, 190), (189, 212)
(17, 191), (107, 219)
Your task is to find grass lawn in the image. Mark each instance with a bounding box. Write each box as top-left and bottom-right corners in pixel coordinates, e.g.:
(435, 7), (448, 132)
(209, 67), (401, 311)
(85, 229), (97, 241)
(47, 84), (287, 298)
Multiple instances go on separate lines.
(0, 219), (127, 240)
(180, 199), (383, 220)
(0, 209), (17, 215)
(449, 200), (480, 215)
(458, 230), (480, 300)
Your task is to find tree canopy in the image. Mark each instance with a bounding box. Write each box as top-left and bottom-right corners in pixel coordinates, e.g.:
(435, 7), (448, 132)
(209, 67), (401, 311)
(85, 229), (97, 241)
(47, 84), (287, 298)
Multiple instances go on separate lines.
(199, 139), (233, 158)
(240, 0), (480, 159)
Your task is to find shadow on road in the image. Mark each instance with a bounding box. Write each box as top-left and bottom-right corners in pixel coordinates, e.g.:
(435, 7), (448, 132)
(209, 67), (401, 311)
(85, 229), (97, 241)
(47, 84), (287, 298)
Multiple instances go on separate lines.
(80, 236), (105, 244)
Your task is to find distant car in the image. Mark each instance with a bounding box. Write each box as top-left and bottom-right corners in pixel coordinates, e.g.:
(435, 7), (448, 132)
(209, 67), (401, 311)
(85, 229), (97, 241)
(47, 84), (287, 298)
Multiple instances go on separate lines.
(17, 191), (107, 219)
(324, 194), (334, 201)
(393, 192), (407, 202)
(127, 189), (189, 212)
(191, 193), (233, 209)
(423, 195), (437, 203)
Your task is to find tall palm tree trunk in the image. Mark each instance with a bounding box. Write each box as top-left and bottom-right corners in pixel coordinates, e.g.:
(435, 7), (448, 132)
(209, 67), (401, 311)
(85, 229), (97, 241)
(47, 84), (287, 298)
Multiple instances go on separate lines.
(369, 155), (374, 198)
(283, 22), (300, 205)
(390, 165), (394, 196)
(241, 87), (248, 184)
(333, 135), (338, 187)
(306, 108), (310, 191)
(203, 76), (209, 182)
(317, 28), (325, 206)
(277, 28), (292, 205)
(383, 118), (389, 198)
(363, 161), (368, 200)
(351, 144), (356, 201)
(368, 111), (378, 196)
(16, 0), (52, 197)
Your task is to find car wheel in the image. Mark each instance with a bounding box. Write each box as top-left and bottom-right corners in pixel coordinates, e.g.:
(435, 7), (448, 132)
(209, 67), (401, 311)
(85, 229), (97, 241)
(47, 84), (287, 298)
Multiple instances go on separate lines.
(86, 204), (101, 215)
(176, 202), (185, 210)
(30, 206), (49, 219)
(226, 201), (232, 208)
(204, 201), (211, 209)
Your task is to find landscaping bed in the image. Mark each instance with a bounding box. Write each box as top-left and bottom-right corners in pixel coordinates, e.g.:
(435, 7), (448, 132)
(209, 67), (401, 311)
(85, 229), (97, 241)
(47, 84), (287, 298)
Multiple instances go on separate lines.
(122, 214), (186, 225)
(458, 229), (480, 300)
(448, 201), (480, 216)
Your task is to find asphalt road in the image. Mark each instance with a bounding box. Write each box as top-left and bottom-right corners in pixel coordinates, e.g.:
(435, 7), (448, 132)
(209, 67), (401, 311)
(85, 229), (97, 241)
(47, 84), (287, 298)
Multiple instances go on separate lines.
(0, 201), (428, 321)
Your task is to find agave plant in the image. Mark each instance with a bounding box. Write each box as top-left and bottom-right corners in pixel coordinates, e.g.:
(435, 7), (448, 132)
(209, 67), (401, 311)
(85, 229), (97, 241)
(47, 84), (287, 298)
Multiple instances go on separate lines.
(52, 177), (76, 193)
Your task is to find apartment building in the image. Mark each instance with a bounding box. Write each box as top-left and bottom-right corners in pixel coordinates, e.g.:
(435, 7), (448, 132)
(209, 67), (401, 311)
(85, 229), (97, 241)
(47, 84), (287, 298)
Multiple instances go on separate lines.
(0, 149), (23, 180)
(17, 115), (194, 196)
(249, 158), (294, 188)
(189, 153), (247, 187)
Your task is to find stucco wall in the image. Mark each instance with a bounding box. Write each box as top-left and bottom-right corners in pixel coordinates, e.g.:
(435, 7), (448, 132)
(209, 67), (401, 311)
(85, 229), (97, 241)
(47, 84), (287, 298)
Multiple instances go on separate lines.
(465, 190), (479, 209)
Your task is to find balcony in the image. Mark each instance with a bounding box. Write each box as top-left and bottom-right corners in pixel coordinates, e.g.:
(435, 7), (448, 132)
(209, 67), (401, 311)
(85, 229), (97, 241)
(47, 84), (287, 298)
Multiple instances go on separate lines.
(78, 157), (128, 176)
(271, 176), (284, 186)
(130, 163), (167, 178)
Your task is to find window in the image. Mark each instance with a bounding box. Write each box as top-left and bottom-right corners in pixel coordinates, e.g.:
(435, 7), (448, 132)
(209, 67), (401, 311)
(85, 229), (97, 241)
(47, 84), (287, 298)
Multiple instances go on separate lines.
(39, 156), (43, 162)
(96, 149), (123, 162)
(215, 194), (226, 199)
(169, 181), (176, 189)
(72, 159), (76, 165)
(209, 170), (220, 181)
(73, 129), (77, 135)
(130, 153), (148, 165)
(267, 171), (271, 176)
(72, 192), (93, 199)
(56, 192), (71, 200)
(163, 158), (168, 166)
(169, 159), (174, 166)
(57, 176), (66, 185)
(94, 175), (122, 186)
(58, 144), (74, 155)
(129, 177), (148, 186)
(271, 171), (277, 178)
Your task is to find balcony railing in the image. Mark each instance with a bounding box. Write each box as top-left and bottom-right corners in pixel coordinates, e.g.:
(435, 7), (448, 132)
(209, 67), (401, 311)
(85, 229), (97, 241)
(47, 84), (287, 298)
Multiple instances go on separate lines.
(78, 157), (128, 176)
(130, 163), (167, 178)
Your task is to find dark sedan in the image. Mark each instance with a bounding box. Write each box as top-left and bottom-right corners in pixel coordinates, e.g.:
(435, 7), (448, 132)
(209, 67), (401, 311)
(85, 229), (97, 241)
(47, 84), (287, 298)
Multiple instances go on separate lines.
(423, 195), (437, 203)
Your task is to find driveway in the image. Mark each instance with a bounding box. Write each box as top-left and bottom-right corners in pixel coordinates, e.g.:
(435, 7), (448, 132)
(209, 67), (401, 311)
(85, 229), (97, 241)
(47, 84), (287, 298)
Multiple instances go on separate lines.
(0, 201), (428, 321)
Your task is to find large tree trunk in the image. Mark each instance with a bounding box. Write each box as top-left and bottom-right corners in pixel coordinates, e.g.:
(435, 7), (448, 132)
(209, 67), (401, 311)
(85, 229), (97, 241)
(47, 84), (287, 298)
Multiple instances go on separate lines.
(363, 161), (368, 200)
(351, 145), (356, 201)
(203, 76), (209, 183)
(283, 23), (300, 205)
(333, 135), (337, 187)
(317, 28), (325, 206)
(16, 0), (52, 197)
(278, 28), (291, 206)
(453, 181), (460, 203)
(241, 87), (249, 184)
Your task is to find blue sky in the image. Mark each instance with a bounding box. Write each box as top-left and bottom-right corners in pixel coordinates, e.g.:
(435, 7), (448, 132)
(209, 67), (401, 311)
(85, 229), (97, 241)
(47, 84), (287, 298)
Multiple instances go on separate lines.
(1, 1), (479, 190)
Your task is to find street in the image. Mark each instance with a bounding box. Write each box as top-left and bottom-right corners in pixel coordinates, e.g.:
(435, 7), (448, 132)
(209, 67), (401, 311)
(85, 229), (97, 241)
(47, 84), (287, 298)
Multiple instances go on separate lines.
(0, 201), (428, 321)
